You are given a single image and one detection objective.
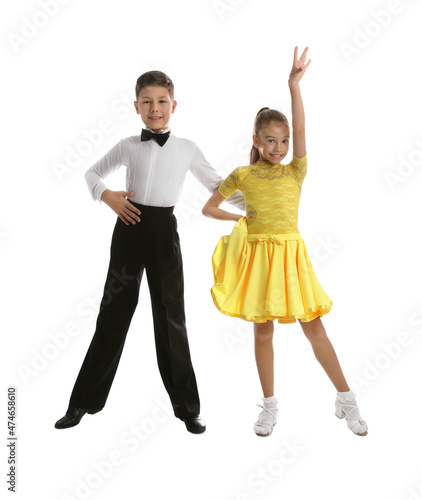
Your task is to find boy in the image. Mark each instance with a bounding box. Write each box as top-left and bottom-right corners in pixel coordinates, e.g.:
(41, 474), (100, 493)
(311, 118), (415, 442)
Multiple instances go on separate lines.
(54, 71), (245, 434)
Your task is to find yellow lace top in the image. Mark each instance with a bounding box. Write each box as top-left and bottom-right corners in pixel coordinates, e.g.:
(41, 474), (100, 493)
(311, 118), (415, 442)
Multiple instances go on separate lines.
(218, 154), (307, 234)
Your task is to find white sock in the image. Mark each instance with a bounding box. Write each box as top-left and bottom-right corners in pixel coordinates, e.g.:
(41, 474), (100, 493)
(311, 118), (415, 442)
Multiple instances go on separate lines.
(336, 390), (362, 420)
(262, 395), (278, 408)
(255, 395), (278, 435)
(337, 390), (354, 397)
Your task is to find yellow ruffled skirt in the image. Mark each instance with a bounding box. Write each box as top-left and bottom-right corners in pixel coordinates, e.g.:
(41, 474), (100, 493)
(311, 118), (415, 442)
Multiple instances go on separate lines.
(211, 216), (333, 323)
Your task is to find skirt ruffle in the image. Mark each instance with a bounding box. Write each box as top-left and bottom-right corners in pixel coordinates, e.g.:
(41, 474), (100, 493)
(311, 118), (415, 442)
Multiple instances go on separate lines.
(210, 216), (333, 323)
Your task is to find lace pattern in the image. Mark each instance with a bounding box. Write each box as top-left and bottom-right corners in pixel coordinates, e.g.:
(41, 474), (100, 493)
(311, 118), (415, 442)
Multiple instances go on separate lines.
(218, 154), (307, 234)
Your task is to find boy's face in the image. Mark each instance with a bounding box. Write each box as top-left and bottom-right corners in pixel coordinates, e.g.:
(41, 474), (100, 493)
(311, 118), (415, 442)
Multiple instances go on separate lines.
(134, 86), (177, 132)
(253, 122), (290, 164)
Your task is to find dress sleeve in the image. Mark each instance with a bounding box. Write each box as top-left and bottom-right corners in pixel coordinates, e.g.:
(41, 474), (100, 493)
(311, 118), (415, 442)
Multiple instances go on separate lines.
(289, 153), (307, 189)
(84, 140), (124, 203)
(218, 169), (241, 198)
(189, 144), (245, 211)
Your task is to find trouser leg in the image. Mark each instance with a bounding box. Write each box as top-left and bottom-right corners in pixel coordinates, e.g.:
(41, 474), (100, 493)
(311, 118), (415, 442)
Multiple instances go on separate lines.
(145, 215), (200, 419)
(70, 218), (144, 409)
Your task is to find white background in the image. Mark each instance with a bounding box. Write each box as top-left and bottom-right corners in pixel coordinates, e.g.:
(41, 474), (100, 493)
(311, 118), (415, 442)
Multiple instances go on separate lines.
(2, 0), (422, 498)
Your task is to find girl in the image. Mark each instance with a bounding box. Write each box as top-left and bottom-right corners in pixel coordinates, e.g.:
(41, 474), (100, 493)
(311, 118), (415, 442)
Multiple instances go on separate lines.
(202, 47), (368, 437)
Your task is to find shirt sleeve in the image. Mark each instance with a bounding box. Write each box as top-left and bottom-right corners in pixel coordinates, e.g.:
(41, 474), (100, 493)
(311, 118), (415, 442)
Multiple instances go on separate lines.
(84, 140), (124, 203)
(189, 144), (246, 211)
(289, 153), (307, 189)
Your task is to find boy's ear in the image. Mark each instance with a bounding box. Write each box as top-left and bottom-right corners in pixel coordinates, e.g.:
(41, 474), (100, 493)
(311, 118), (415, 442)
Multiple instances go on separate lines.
(134, 100), (140, 114)
(171, 100), (177, 113)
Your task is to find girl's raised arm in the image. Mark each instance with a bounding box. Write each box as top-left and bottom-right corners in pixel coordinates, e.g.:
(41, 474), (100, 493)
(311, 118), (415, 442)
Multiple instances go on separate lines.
(288, 46), (311, 159)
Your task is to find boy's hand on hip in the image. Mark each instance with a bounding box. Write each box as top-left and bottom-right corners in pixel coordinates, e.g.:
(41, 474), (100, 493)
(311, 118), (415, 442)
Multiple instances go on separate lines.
(101, 190), (141, 225)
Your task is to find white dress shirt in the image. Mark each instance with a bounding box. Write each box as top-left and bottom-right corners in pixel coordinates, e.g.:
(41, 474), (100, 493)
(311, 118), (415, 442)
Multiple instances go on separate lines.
(84, 128), (245, 210)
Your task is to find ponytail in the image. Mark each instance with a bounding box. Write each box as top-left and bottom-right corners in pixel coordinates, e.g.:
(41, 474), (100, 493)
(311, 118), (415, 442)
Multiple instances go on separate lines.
(249, 107), (289, 164)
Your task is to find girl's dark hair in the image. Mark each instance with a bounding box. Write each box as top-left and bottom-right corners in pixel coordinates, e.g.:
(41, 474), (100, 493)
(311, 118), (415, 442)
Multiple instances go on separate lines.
(250, 107), (289, 164)
(135, 71), (174, 101)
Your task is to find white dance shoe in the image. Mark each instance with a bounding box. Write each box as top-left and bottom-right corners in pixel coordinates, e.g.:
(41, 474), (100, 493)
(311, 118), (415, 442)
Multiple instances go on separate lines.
(335, 390), (368, 436)
(254, 397), (278, 437)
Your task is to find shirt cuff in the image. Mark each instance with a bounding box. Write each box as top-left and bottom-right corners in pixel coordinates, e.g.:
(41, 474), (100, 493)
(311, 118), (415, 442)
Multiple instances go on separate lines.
(95, 185), (108, 204)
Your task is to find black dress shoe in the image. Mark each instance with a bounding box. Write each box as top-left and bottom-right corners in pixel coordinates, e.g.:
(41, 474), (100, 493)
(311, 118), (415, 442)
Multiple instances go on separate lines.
(54, 404), (101, 429)
(183, 415), (206, 434)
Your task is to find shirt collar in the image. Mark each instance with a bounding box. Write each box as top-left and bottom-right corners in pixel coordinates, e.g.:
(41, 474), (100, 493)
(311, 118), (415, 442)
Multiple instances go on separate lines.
(145, 127), (171, 134)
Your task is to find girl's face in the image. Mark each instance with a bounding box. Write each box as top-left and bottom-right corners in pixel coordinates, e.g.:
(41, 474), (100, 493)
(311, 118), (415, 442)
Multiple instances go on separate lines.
(253, 121), (290, 164)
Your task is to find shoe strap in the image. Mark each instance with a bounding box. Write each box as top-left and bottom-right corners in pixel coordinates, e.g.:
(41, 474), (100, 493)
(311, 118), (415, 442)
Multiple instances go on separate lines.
(337, 399), (363, 421)
(256, 404), (277, 421)
(255, 420), (274, 434)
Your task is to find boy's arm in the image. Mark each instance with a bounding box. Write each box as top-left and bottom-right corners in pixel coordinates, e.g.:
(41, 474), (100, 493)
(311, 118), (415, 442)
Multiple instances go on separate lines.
(84, 139), (141, 225)
(84, 140), (123, 202)
(189, 144), (246, 212)
(288, 46), (311, 158)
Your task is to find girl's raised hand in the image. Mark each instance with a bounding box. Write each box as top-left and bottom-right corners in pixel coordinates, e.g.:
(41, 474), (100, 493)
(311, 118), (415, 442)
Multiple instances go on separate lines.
(288, 46), (311, 85)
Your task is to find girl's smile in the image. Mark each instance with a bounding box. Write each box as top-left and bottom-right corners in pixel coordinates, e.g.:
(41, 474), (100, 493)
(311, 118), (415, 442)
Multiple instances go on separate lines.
(253, 122), (290, 164)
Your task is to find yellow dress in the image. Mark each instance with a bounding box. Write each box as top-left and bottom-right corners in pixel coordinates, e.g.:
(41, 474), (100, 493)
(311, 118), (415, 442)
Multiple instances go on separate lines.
(211, 153), (333, 323)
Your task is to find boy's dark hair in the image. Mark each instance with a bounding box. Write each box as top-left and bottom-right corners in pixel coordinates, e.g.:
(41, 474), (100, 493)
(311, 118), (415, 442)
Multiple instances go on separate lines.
(135, 71), (174, 101)
(250, 107), (289, 164)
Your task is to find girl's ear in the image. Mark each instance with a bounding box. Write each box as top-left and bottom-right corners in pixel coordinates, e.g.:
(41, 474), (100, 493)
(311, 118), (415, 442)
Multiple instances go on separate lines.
(252, 134), (260, 148)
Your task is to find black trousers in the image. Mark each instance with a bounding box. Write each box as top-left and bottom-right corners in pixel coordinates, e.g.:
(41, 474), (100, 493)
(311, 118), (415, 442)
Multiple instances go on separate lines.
(69, 203), (200, 420)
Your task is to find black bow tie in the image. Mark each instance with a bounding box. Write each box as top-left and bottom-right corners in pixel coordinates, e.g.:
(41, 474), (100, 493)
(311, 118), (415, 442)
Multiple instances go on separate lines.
(141, 128), (170, 147)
